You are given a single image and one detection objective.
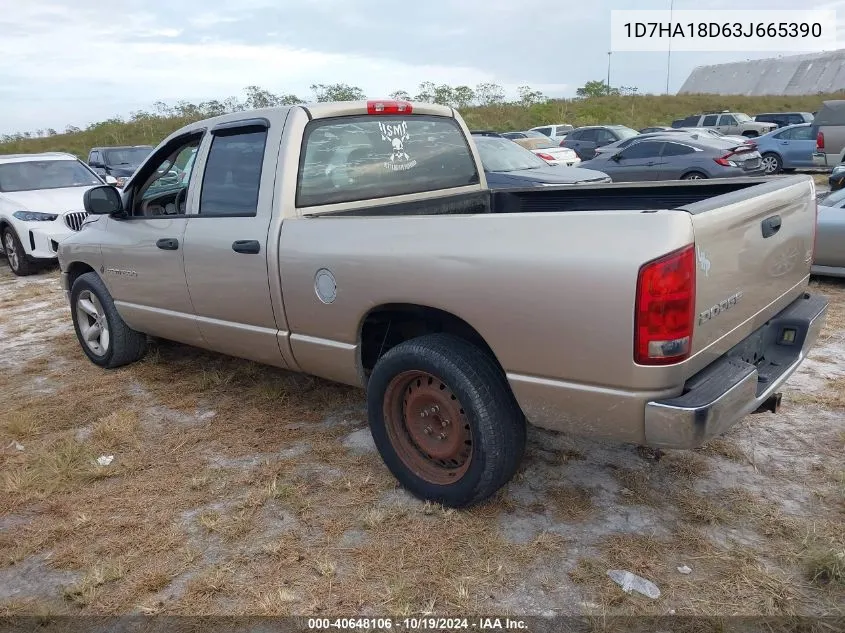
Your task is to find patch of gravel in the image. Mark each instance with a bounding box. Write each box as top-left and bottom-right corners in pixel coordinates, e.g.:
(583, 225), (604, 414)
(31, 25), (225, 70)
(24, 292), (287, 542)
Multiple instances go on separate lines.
(342, 427), (376, 454)
(0, 554), (81, 602)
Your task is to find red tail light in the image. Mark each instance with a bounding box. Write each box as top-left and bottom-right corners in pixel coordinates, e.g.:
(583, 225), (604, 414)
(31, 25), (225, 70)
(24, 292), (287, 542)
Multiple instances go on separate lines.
(367, 100), (413, 115)
(714, 157), (731, 167)
(816, 131), (825, 150)
(536, 152), (556, 161)
(634, 245), (696, 365)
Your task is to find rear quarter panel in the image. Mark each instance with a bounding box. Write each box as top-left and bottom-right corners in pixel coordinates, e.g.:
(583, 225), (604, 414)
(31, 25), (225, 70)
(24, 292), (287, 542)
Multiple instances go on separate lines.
(279, 209), (697, 393)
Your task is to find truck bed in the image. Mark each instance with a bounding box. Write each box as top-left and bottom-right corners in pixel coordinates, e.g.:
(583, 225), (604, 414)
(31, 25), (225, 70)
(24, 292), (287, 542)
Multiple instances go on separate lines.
(310, 176), (786, 217)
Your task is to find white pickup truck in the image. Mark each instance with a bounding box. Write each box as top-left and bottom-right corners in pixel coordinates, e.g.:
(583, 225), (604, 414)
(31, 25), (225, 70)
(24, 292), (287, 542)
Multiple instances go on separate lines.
(58, 100), (828, 507)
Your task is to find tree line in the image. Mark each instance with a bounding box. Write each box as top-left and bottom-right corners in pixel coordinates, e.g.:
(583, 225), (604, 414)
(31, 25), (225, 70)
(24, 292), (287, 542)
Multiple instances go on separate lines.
(0, 81), (563, 142)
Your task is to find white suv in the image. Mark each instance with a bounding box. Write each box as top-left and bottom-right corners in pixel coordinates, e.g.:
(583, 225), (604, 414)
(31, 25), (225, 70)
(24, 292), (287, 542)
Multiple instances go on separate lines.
(0, 152), (110, 275)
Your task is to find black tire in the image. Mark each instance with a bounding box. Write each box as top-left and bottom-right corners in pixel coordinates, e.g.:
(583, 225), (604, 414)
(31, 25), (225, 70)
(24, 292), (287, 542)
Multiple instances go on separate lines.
(367, 333), (526, 508)
(2, 227), (35, 276)
(681, 171), (708, 180)
(70, 272), (147, 368)
(761, 152), (782, 175)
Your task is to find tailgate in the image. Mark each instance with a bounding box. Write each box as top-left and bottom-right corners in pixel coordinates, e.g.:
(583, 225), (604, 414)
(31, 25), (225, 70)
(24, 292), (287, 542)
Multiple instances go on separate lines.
(680, 176), (817, 355)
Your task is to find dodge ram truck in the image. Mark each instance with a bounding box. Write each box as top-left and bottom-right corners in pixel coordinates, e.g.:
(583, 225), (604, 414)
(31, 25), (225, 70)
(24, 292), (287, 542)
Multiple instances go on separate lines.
(58, 100), (829, 508)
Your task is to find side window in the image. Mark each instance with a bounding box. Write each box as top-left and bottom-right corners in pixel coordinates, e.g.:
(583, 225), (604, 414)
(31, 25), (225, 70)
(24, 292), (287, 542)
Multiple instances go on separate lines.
(619, 141), (663, 159)
(597, 129), (617, 143)
(567, 130), (582, 141)
(535, 127), (552, 136)
(661, 142), (695, 156)
(702, 115), (718, 126)
(199, 128), (268, 217)
(773, 128), (790, 140)
(89, 151), (101, 165)
(296, 115), (480, 208)
(579, 129), (598, 142)
(132, 136), (202, 217)
(682, 116), (700, 126)
(791, 126), (814, 141)
(719, 115), (737, 126)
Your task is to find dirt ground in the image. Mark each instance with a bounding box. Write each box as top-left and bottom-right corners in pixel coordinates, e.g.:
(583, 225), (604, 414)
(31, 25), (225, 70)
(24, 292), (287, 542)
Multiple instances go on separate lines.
(1, 262), (843, 621)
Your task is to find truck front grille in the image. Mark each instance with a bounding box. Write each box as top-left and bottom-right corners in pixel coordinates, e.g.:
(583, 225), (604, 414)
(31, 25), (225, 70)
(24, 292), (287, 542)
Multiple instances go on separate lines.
(64, 212), (89, 232)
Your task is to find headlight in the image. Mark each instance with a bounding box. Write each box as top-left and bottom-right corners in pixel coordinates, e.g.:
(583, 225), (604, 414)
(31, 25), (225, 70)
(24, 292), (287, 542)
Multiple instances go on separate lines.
(832, 165), (845, 175)
(13, 211), (58, 222)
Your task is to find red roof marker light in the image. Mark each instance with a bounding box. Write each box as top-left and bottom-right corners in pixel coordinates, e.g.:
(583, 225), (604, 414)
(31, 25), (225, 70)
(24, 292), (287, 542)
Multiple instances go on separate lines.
(367, 100), (413, 115)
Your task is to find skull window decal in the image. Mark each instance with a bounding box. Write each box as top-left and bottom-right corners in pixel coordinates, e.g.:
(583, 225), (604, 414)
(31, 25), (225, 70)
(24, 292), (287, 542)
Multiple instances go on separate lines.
(378, 120), (417, 172)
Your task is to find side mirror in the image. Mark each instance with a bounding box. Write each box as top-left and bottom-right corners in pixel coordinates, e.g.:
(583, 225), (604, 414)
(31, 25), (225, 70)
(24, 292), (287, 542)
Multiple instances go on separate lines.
(84, 185), (124, 215)
(611, 152), (623, 161)
(104, 175), (118, 186)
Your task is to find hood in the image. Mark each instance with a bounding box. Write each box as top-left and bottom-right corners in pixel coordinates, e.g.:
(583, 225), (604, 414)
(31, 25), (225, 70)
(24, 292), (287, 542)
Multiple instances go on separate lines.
(0, 186), (91, 214)
(485, 165), (610, 188)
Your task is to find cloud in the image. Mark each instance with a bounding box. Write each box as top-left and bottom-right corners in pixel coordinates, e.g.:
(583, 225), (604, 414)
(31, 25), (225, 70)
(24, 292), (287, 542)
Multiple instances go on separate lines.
(2, 0), (844, 135)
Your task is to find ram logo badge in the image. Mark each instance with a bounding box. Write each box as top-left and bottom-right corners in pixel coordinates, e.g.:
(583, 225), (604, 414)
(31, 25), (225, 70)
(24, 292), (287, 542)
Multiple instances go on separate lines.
(699, 291), (743, 325)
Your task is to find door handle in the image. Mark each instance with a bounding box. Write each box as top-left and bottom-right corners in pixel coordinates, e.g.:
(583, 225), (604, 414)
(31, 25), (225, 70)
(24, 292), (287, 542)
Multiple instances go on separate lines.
(761, 215), (782, 238)
(646, 161), (656, 166)
(156, 238), (179, 250)
(232, 240), (261, 254)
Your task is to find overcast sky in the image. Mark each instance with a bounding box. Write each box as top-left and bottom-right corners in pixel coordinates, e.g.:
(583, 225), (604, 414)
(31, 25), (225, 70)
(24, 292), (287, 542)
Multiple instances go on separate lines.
(1, 0), (844, 134)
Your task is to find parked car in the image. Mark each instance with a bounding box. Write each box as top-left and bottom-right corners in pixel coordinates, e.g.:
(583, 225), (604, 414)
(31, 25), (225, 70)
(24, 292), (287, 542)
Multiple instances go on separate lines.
(528, 124), (573, 143)
(671, 111), (776, 138)
(828, 163), (845, 191)
(87, 145), (154, 188)
(754, 112), (814, 129)
(811, 100), (845, 169)
(59, 100), (827, 508)
(561, 125), (640, 160)
(0, 152), (112, 275)
(813, 187), (845, 278)
(673, 127), (750, 145)
(581, 135), (765, 182)
(752, 123), (816, 174)
(470, 134), (607, 187)
(502, 134), (581, 167)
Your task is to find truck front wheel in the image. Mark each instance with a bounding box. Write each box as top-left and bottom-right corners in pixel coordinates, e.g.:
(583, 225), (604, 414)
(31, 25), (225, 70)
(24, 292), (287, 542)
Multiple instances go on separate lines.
(367, 333), (526, 508)
(70, 272), (147, 368)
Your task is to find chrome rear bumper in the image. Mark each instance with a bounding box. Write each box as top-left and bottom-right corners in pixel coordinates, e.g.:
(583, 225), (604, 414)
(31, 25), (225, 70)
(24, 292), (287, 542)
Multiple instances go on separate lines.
(644, 292), (829, 449)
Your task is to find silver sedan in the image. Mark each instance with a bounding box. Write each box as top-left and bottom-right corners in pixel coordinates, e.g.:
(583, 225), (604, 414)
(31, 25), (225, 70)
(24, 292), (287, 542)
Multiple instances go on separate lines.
(814, 189), (845, 278)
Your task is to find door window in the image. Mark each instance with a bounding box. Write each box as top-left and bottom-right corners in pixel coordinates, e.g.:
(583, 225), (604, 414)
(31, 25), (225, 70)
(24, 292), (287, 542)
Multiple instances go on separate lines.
(199, 128), (268, 217)
(619, 141), (663, 159)
(131, 136), (202, 217)
(702, 115), (718, 126)
(718, 115), (737, 126)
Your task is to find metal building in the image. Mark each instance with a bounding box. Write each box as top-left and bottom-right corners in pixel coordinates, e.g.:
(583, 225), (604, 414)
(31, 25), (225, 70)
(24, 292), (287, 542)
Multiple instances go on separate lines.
(679, 49), (845, 95)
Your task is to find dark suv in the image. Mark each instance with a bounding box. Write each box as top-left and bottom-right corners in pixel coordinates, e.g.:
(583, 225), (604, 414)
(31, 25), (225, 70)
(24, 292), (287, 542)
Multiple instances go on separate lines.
(560, 125), (639, 160)
(87, 145), (154, 188)
(754, 112), (814, 129)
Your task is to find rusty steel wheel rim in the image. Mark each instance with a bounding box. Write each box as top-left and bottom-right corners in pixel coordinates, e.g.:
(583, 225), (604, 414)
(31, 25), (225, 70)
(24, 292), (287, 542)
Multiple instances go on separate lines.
(383, 370), (473, 485)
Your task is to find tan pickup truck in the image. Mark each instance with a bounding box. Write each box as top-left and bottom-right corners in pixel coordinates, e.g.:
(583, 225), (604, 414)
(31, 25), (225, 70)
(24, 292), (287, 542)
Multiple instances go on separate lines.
(58, 100), (828, 508)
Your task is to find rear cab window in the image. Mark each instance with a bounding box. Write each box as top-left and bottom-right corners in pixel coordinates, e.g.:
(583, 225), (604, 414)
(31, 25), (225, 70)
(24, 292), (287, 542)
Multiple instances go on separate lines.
(296, 115), (479, 208)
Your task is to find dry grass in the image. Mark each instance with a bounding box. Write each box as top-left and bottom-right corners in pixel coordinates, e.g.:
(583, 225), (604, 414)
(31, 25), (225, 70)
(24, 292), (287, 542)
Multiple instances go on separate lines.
(1, 268), (844, 616)
(547, 485), (595, 521)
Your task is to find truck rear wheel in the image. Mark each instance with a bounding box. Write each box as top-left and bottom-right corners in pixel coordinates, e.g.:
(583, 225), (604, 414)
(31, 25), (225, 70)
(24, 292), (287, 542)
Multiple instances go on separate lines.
(70, 272), (147, 368)
(367, 333), (526, 508)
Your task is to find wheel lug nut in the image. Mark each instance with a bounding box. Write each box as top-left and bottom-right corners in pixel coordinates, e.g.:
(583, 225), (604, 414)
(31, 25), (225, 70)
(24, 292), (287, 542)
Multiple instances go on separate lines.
(424, 426), (432, 435)
(441, 419), (449, 428)
(438, 433), (447, 440)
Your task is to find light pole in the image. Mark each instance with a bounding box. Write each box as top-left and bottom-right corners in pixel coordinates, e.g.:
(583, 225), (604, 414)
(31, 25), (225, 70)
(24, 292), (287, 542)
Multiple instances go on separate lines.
(607, 51), (612, 95)
(666, 0), (674, 94)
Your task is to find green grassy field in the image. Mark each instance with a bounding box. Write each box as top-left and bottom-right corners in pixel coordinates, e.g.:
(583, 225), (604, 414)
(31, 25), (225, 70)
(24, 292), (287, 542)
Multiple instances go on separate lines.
(0, 91), (838, 160)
